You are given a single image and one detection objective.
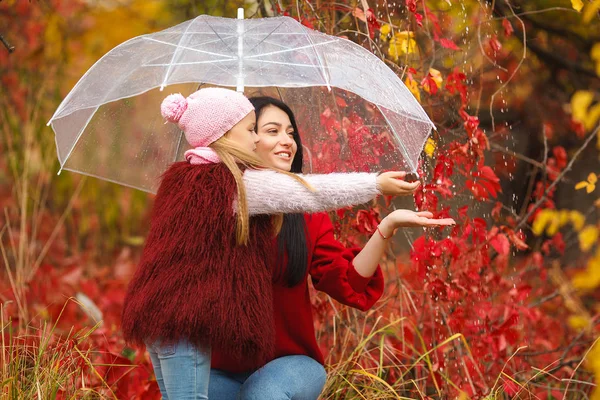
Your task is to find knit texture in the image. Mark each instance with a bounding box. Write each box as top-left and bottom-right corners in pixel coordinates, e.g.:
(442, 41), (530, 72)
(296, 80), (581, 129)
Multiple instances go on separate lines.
(160, 88), (254, 165)
(121, 162), (276, 368)
(242, 170), (380, 215)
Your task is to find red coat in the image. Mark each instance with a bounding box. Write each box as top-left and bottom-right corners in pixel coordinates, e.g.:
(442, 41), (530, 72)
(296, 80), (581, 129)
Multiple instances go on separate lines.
(211, 212), (385, 372)
(121, 162), (277, 368)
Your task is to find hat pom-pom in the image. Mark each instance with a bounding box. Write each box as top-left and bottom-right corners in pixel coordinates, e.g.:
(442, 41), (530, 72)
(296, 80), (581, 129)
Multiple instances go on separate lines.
(161, 93), (188, 123)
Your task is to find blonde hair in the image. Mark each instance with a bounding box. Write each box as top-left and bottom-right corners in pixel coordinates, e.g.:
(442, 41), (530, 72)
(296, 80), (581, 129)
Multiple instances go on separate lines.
(209, 136), (314, 246)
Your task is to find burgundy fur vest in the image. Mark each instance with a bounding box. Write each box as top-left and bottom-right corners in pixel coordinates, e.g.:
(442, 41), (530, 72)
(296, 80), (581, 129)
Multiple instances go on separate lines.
(121, 162), (276, 368)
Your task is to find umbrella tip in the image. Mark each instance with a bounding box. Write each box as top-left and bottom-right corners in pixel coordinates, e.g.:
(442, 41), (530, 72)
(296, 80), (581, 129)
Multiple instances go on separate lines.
(159, 85), (165, 92)
(57, 168), (62, 176)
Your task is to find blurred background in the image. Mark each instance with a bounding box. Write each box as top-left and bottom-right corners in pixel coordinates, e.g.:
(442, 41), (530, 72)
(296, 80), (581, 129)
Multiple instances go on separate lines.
(1, 0), (599, 398)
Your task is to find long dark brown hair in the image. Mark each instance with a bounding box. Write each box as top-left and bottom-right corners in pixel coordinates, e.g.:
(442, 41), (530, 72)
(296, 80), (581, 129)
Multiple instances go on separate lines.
(249, 96), (308, 287)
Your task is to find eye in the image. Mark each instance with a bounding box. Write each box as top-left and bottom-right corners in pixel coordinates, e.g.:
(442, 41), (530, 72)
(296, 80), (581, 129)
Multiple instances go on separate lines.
(287, 132), (295, 138)
(268, 129), (278, 134)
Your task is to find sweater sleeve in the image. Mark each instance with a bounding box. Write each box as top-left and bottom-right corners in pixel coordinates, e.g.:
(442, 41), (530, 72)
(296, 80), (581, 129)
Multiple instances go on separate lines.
(243, 169), (380, 215)
(309, 213), (384, 311)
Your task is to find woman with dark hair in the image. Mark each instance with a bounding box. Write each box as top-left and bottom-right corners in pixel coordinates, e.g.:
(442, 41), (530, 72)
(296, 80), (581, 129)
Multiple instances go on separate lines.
(208, 97), (455, 400)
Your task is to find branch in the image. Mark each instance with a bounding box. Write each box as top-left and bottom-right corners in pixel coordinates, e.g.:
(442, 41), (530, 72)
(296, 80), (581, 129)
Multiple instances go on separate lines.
(492, 1), (598, 79)
(514, 123), (600, 233)
(519, 12), (599, 52)
(0, 33), (15, 54)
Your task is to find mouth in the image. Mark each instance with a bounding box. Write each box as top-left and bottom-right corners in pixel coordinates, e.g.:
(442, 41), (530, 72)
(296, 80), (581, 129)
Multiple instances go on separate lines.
(274, 151), (292, 160)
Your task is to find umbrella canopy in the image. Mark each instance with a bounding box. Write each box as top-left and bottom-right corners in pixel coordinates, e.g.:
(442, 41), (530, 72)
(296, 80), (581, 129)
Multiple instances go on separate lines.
(48, 14), (434, 193)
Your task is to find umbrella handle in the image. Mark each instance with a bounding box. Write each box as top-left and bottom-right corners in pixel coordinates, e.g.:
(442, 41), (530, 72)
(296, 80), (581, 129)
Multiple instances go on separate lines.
(404, 172), (419, 182)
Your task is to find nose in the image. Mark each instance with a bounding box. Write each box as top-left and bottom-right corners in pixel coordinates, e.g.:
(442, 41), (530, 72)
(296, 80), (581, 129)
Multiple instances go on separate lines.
(280, 133), (294, 146)
(253, 131), (261, 144)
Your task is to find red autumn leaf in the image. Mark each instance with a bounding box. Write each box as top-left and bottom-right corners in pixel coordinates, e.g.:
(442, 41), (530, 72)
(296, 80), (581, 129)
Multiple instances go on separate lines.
(570, 119), (586, 138)
(491, 202), (503, 220)
(504, 228), (529, 250)
(406, 0), (417, 13)
(552, 146), (567, 169)
(503, 380), (520, 396)
(489, 35), (502, 52)
(414, 13), (424, 27)
(421, 74), (439, 95)
(335, 96), (348, 107)
(366, 8), (381, 33)
(490, 232), (510, 255)
(439, 37), (460, 50)
(502, 18), (514, 37)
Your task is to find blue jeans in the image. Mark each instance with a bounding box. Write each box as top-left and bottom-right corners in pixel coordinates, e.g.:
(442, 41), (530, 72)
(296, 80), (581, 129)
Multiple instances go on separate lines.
(146, 340), (211, 400)
(209, 355), (327, 400)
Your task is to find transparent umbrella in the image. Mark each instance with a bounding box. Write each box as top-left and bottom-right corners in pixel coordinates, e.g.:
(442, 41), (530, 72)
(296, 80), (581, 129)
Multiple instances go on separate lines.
(48, 12), (435, 194)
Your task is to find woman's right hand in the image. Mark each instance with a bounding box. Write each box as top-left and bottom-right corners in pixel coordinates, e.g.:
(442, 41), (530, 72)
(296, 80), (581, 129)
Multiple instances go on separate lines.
(376, 171), (420, 196)
(378, 210), (456, 237)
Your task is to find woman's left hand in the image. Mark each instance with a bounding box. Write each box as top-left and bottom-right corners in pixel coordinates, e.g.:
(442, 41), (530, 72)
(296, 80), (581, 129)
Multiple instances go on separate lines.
(379, 210), (456, 236)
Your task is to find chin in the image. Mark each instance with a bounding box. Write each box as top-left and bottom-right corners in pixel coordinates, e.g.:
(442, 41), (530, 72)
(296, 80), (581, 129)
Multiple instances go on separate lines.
(272, 159), (292, 170)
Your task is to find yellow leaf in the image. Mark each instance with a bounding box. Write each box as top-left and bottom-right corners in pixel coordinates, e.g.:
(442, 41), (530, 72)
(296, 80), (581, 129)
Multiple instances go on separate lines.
(573, 248), (600, 290)
(589, 173), (598, 184)
(568, 315), (591, 331)
(585, 103), (600, 130)
(458, 391), (471, 400)
(558, 210), (571, 226)
(587, 183), (596, 193)
(592, 43), (600, 76)
(571, 91), (595, 123)
(583, 0), (600, 23)
(424, 138), (436, 157)
(394, 31), (415, 39)
(579, 226), (599, 251)
(405, 77), (421, 103)
(571, 0), (584, 11)
(389, 31), (417, 60)
(429, 68), (443, 89)
(532, 209), (555, 236)
(576, 181), (590, 191)
(379, 24), (391, 41)
(570, 211), (586, 231)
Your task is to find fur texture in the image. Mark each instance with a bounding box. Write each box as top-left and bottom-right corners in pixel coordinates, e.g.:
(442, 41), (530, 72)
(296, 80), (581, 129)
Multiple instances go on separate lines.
(121, 162), (276, 368)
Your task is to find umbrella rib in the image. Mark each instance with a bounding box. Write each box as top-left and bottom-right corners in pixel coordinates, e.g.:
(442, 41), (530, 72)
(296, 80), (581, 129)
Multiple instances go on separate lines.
(158, 22), (194, 90)
(377, 104), (416, 172)
(55, 106), (99, 170)
(301, 30), (332, 89)
(243, 20), (286, 55)
(243, 40), (337, 59)
(144, 36), (237, 67)
(144, 59), (331, 69)
(143, 59), (236, 67)
(151, 30), (315, 36)
(143, 37), (235, 60)
(204, 21), (235, 54)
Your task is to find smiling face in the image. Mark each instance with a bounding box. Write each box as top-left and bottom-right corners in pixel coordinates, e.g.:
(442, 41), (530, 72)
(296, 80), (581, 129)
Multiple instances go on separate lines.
(254, 106), (298, 171)
(224, 110), (260, 153)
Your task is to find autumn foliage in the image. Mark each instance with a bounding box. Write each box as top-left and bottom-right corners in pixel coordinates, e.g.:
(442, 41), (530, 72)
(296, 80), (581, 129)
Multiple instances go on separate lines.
(1, 0), (600, 399)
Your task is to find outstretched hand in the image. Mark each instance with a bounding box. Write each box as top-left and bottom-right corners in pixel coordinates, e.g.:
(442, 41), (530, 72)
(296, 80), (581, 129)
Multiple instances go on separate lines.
(379, 210), (456, 237)
(376, 171), (420, 196)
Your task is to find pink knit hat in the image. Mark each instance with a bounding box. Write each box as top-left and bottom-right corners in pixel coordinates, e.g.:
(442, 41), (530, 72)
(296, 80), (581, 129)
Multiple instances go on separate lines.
(160, 88), (254, 164)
